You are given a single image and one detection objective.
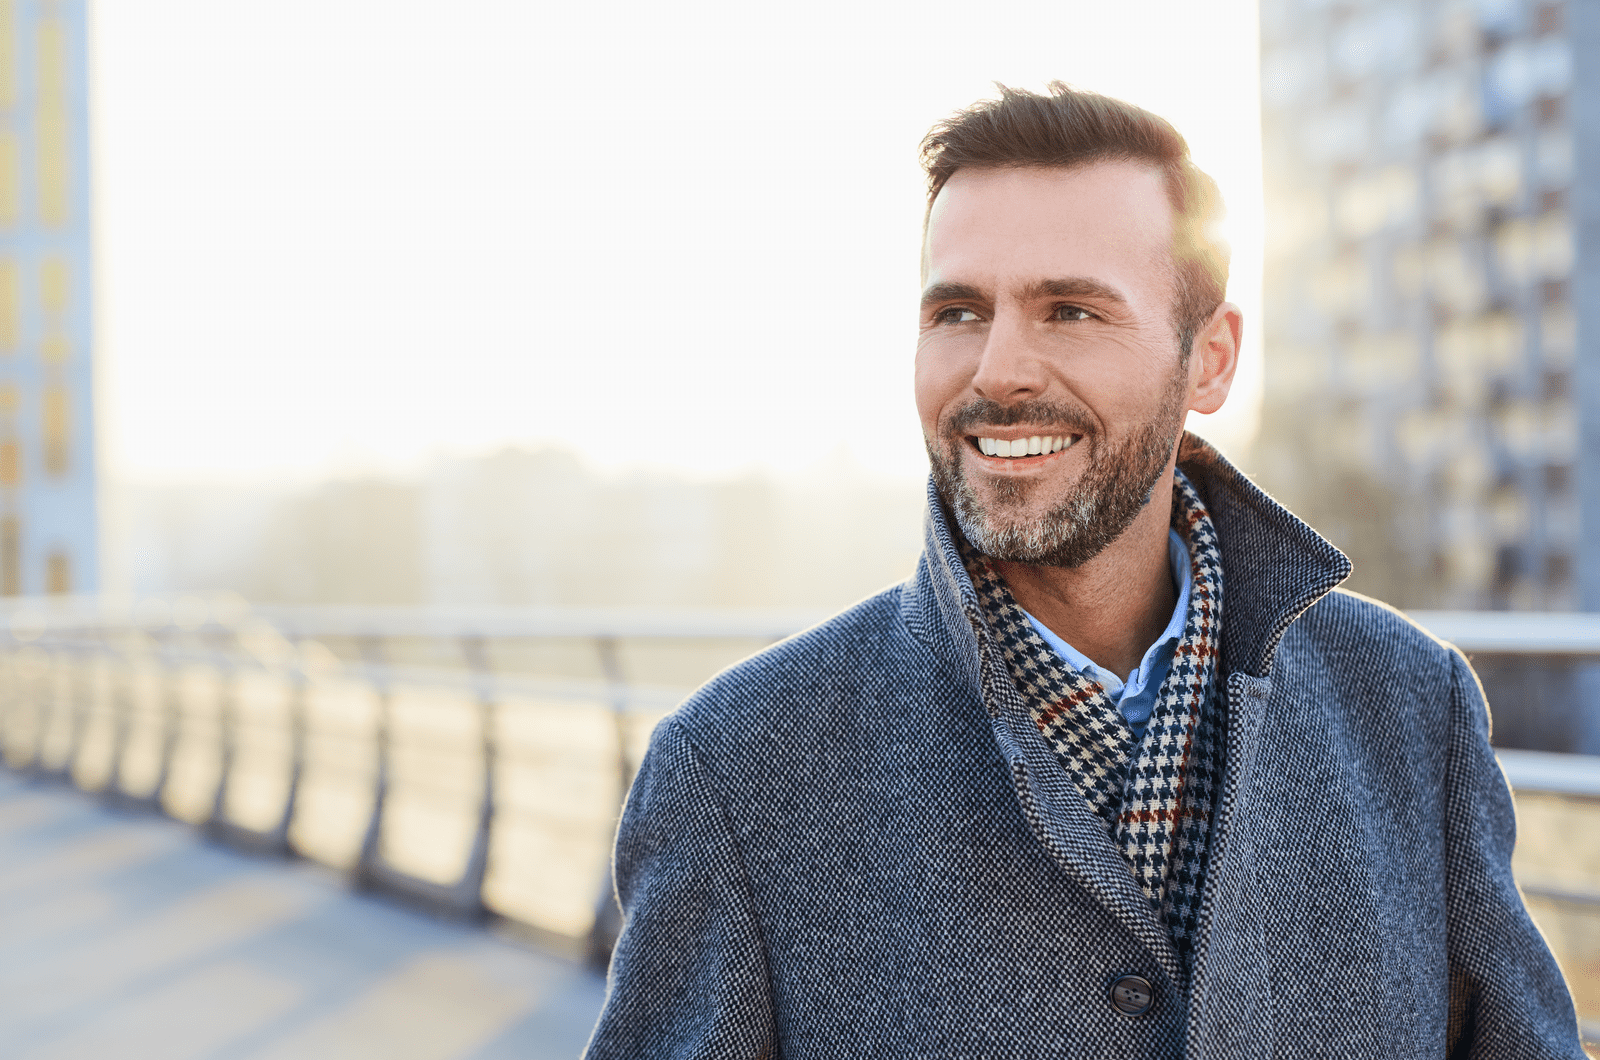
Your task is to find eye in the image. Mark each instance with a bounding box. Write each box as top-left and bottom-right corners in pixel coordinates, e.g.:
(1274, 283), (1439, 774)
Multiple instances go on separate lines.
(1053, 304), (1092, 322)
(934, 306), (981, 325)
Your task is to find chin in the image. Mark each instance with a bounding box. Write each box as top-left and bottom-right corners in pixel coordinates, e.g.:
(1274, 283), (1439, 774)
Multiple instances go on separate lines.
(967, 457), (1074, 509)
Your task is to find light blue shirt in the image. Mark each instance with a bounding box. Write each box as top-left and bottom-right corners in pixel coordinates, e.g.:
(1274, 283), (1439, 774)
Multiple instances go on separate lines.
(1022, 528), (1191, 742)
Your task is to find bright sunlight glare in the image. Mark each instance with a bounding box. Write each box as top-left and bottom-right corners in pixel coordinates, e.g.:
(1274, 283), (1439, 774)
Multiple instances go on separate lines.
(92, 0), (1263, 486)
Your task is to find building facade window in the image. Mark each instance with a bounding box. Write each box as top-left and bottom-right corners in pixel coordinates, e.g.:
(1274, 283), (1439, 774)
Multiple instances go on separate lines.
(40, 256), (67, 314)
(35, 17), (68, 227)
(1, 515), (19, 596)
(0, 260), (15, 350)
(42, 385), (67, 475)
(0, 130), (17, 227)
(0, 0), (14, 111)
(0, 438), (19, 487)
(45, 550), (68, 595)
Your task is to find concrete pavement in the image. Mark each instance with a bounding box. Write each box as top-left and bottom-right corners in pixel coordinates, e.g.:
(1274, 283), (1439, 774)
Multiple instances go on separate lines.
(0, 770), (606, 1060)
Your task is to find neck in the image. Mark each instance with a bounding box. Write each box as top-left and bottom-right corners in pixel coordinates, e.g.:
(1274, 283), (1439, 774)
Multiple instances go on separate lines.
(992, 470), (1179, 679)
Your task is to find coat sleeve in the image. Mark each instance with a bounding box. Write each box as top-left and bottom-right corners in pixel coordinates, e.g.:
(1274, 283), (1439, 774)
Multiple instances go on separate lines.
(584, 715), (778, 1060)
(1441, 649), (1586, 1059)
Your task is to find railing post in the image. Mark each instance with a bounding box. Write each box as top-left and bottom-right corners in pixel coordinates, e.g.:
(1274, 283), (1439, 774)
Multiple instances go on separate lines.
(104, 631), (134, 800)
(37, 638), (91, 784)
(0, 639), (10, 765)
(150, 626), (181, 809)
(0, 637), (12, 766)
(588, 634), (631, 968)
(354, 634), (392, 889)
(30, 643), (58, 778)
(208, 627), (239, 829)
(28, 644), (56, 778)
(26, 641), (46, 773)
(275, 636), (309, 851)
(0, 639), (19, 768)
(204, 625), (300, 857)
(64, 638), (92, 784)
(455, 634), (496, 918)
(15, 641), (40, 773)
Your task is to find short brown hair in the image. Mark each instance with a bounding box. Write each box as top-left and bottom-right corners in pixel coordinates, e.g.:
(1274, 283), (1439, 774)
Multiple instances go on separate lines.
(920, 82), (1228, 359)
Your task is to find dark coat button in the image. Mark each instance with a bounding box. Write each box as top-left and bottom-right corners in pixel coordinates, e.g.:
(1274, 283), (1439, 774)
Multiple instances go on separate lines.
(1109, 975), (1154, 1016)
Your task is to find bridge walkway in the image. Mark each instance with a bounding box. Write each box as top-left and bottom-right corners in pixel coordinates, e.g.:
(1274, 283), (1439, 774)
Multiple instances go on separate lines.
(0, 770), (606, 1060)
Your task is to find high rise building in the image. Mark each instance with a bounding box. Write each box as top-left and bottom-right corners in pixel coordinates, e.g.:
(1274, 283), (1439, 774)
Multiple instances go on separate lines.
(0, 0), (95, 597)
(1254, 0), (1596, 614)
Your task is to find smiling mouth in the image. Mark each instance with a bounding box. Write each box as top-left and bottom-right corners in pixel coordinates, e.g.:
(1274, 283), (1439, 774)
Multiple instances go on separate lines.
(971, 434), (1079, 459)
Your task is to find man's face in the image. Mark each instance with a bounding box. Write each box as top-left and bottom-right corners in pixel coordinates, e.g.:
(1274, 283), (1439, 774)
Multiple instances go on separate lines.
(915, 162), (1199, 567)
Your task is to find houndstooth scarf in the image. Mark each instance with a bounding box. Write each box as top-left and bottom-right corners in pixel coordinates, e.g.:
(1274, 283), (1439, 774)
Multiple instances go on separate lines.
(962, 469), (1225, 967)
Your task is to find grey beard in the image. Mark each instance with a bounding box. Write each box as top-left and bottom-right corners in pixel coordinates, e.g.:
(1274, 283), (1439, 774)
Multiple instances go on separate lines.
(927, 387), (1187, 569)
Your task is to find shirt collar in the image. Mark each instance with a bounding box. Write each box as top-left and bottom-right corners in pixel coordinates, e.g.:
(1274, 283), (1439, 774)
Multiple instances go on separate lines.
(1021, 526), (1191, 697)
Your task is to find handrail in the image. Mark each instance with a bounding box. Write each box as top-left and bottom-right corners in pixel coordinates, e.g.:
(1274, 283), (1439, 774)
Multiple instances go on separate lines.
(4, 599), (1599, 652)
(16, 632), (693, 713)
(1497, 748), (1600, 800)
(1408, 610), (1600, 656)
(0, 597), (833, 641)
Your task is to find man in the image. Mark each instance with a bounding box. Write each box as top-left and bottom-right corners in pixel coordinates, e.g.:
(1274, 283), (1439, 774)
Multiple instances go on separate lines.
(586, 84), (1584, 1058)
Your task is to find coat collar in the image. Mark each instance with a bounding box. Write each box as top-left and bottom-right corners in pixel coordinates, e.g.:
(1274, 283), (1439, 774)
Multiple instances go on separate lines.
(898, 432), (1350, 992)
(900, 431), (1351, 686)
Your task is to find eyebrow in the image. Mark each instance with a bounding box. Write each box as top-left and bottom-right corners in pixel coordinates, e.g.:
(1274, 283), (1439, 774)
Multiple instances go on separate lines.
(1020, 277), (1128, 305)
(919, 276), (1129, 311)
(920, 282), (985, 311)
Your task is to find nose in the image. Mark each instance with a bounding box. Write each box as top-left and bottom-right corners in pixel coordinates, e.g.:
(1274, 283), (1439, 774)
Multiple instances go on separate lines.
(969, 312), (1048, 406)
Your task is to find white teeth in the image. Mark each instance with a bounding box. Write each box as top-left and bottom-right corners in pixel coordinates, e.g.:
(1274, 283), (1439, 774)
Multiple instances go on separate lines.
(977, 434), (1079, 458)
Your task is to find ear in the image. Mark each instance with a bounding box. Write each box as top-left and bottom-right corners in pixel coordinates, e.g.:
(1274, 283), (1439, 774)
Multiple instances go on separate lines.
(1186, 301), (1242, 415)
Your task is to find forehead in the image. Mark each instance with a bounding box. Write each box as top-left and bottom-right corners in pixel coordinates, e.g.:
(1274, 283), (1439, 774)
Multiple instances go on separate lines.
(923, 162), (1174, 296)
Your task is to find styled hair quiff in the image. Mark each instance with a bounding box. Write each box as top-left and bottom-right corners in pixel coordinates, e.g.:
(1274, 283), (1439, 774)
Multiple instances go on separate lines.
(920, 82), (1229, 359)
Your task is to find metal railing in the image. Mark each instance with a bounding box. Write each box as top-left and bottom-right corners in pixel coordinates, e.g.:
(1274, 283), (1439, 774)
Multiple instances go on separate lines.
(0, 597), (824, 962)
(1408, 610), (1600, 656)
(0, 598), (1596, 973)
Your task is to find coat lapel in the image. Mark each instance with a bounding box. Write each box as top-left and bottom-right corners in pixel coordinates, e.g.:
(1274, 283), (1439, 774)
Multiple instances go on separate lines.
(979, 623), (1188, 987)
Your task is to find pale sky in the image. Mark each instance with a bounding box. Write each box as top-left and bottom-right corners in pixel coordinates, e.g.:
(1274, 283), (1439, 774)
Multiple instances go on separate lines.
(91, 0), (1262, 487)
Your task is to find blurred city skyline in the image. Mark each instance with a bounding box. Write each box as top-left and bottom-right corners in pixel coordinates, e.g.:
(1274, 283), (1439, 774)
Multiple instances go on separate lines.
(107, 444), (928, 609)
(90, 0), (1264, 489)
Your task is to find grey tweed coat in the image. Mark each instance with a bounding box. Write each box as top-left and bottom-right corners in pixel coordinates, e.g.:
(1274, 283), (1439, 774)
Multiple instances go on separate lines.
(586, 435), (1583, 1059)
